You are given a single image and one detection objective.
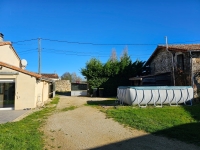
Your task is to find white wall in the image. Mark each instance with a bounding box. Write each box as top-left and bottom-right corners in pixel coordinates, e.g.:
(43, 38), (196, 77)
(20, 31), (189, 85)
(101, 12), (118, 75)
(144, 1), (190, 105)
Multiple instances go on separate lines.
(71, 90), (87, 96)
(0, 45), (20, 67)
(35, 80), (50, 107)
(15, 72), (36, 110)
(0, 67), (52, 110)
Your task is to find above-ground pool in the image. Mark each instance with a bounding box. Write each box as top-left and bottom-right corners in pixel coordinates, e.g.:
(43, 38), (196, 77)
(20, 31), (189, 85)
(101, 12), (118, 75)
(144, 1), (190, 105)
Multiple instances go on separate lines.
(117, 86), (193, 107)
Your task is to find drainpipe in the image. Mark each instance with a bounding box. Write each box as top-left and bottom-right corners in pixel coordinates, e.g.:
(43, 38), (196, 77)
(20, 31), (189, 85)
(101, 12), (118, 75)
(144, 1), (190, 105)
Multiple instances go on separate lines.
(165, 36), (175, 86)
(190, 51), (193, 86)
(190, 51), (194, 87)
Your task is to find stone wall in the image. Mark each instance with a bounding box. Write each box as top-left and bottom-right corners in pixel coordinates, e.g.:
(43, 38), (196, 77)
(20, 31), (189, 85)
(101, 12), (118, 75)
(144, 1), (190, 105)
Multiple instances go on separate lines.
(192, 54), (200, 99)
(55, 80), (71, 92)
(149, 49), (191, 86)
(174, 52), (191, 86)
(150, 49), (172, 74)
(148, 49), (200, 100)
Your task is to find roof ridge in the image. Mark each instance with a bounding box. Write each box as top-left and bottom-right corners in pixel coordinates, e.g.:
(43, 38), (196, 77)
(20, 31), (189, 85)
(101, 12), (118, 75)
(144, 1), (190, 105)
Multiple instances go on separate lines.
(0, 41), (12, 46)
(158, 43), (200, 46)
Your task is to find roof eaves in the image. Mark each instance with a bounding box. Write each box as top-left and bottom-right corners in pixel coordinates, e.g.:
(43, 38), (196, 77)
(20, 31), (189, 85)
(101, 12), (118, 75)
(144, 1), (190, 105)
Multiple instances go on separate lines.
(0, 61), (41, 78)
(144, 46), (161, 66)
(40, 77), (53, 82)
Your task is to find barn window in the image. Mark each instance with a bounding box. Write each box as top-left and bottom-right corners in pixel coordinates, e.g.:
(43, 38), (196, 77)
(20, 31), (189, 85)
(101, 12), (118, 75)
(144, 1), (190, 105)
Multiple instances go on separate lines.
(177, 54), (184, 70)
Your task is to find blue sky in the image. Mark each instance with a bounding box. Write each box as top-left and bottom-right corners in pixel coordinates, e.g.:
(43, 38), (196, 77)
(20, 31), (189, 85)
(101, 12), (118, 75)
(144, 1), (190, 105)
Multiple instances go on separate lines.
(0, 0), (200, 78)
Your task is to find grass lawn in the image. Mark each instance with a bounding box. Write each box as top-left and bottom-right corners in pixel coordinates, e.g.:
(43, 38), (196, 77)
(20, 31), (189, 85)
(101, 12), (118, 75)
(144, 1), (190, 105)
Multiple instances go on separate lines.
(87, 99), (200, 146)
(0, 96), (60, 150)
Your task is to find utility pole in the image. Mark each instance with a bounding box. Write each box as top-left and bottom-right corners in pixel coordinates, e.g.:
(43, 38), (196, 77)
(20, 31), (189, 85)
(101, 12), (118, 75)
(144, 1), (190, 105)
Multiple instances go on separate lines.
(38, 38), (41, 74)
(165, 36), (175, 86)
(165, 36), (168, 50)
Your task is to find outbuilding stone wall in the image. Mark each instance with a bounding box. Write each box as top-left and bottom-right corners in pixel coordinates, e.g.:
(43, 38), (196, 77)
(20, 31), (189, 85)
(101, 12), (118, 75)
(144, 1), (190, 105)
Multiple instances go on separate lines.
(192, 54), (200, 99)
(150, 49), (172, 74)
(55, 80), (71, 92)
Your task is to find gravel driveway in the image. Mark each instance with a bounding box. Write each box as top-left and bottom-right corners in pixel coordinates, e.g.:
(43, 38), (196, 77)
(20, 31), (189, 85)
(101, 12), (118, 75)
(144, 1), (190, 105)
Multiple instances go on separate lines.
(43, 96), (200, 150)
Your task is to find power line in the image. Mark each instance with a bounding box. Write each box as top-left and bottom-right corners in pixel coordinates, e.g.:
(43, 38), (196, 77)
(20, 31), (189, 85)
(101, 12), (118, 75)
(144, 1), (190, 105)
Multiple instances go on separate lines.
(42, 38), (158, 46)
(42, 48), (151, 56)
(38, 38), (41, 74)
(17, 47), (152, 57)
(10, 37), (200, 45)
(17, 48), (37, 53)
(42, 48), (109, 55)
(12, 38), (37, 44)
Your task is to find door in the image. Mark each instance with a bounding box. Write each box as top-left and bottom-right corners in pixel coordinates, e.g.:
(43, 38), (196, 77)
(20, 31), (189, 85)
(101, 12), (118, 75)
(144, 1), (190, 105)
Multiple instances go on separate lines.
(0, 80), (15, 108)
(0, 83), (4, 107)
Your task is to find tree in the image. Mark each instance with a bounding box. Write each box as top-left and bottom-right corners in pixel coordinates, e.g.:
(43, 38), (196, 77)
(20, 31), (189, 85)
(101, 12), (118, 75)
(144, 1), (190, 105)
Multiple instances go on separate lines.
(104, 60), (119, 77)
(119, 46), (132, 76)
(61, 72), (72, 81)
(71, 72), (82, 83)
(81, 58), (105, 89)
(61, 72), (82, 83)
(120, 46), (128, 60)
(81, 58), (103, 80)
(81, 48), (145, 96)
(110, 48), (117, 62)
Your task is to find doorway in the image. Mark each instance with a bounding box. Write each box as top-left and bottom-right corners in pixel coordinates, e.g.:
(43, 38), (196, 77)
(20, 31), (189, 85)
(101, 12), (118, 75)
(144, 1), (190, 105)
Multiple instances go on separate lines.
(0, 82), (15, 108)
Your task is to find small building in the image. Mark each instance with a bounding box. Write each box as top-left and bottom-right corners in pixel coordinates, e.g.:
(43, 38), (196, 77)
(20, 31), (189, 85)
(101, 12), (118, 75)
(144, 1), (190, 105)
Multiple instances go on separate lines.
(71, 82), (87, 96)
(0, 33), (53, 110)
(130, 44), (200, 98)
(41, 73), (59, 81)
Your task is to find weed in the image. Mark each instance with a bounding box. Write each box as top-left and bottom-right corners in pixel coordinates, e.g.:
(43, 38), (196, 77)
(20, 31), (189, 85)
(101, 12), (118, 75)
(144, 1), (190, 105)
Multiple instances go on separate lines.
(61, 106), (77, 111)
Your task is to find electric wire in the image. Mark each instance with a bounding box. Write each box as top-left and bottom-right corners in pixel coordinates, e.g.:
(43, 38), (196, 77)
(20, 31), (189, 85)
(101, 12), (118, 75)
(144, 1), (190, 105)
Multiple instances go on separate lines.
(41, 38), (158, 46)
(17, 47), (151, 57)
(17, 48), (38, 54)
(12, 39), (38, 44)
(11, 37), (200, 45)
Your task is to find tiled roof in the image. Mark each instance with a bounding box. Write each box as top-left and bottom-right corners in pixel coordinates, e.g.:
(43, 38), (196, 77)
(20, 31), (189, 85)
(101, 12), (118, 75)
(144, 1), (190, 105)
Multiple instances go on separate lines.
(158, 44), (200, 51)
(145, 44), (200, 65)
(41, 73), (59, 79)
(0, 41), (12, 46)
(0, 61), (41, 78)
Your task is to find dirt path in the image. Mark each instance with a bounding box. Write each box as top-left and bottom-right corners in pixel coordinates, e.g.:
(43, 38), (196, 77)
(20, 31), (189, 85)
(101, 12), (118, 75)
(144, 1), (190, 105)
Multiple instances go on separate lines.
(43, 96), (199, 150)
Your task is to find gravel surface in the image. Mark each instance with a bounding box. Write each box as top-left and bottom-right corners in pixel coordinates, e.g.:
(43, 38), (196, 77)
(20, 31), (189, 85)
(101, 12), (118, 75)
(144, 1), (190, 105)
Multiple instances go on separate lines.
(43, 96), (200, 150)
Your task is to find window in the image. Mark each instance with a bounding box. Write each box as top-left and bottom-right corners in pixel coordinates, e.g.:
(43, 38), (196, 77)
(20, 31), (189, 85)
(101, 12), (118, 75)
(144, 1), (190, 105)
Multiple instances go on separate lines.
(0, 83), (3, 94)
(177, 54), (184, 70)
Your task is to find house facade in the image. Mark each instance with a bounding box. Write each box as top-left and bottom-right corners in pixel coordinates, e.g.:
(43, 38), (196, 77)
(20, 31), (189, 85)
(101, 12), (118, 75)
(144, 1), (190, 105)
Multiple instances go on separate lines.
(0, 33), (53, 110)
(132, 44), (200, 98)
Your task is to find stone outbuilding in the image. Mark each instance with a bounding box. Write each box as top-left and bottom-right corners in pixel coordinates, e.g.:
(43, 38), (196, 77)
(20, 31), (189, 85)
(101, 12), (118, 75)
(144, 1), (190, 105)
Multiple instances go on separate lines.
(130, 44), (200, 98)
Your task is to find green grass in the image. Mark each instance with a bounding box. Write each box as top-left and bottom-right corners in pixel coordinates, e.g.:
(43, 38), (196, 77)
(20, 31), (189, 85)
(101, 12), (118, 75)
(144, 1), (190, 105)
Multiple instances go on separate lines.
(85, 99), (116, 107)
(61, 106), (77, 111)
(86, 100), (200, 146)
(50, 96), (59, 104)
(0, 96), (60, 150)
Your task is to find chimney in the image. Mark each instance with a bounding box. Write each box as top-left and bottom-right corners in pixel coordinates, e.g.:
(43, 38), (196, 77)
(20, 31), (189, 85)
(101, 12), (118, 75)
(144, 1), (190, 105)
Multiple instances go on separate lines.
(0, 33), (4, 42)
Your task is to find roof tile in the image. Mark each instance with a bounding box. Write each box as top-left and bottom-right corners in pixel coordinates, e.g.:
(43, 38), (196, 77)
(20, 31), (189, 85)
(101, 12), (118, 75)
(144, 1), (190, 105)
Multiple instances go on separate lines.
(0, 42), (12, 46)
(0, 61), (41, 78)
(159, 44), (200, 51)
(41, 73), (59, 79)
